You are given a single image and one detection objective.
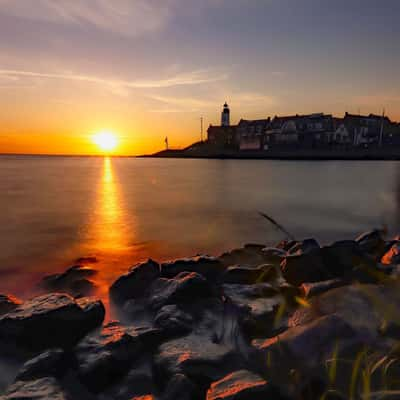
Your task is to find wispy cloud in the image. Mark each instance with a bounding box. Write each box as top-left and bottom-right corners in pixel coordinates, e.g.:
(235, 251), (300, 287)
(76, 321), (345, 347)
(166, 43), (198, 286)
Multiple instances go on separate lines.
(0, 68), (227, 95)
(0, 0), (178, 37)
(149, 92), (277, 113)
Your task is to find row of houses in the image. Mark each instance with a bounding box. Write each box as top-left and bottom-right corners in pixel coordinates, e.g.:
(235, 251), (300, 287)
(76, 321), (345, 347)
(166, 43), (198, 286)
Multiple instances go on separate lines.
(207, 104), (400, 150)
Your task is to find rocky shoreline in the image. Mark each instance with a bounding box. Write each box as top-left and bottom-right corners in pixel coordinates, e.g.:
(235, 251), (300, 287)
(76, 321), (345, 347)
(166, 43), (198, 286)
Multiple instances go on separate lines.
(1, 230), (400, 399)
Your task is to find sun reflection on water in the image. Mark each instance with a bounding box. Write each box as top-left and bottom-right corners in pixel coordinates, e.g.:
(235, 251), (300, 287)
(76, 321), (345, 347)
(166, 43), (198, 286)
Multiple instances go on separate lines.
(88, 157), (134, 317)
(96, 157), (130, 252)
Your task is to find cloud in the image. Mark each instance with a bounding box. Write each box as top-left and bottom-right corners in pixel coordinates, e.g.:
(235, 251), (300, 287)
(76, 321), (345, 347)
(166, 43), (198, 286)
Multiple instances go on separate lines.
(149, 92), (277, 113)
(0, 68), (227, 95)
(0, 0), (178, 37)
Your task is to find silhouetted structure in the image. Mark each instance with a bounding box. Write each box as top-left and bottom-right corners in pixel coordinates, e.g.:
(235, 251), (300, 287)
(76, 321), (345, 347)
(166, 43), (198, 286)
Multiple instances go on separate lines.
(207, 105), (400, 151)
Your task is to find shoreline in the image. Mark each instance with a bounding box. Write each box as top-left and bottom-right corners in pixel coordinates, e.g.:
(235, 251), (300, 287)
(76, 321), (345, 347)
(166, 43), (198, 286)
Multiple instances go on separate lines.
(1, 230), (400, 398)
(140, 147), (400, 161)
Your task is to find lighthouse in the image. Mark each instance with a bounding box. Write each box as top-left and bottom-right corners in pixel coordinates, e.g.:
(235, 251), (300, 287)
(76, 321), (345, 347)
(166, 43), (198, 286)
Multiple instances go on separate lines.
(221, 102), (230, 127)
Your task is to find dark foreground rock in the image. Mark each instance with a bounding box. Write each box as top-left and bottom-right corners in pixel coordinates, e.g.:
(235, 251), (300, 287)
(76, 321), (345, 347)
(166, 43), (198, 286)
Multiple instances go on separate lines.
(161, 256), (225, 280)
(15, 349), (67, 381)
(2, 230), (400, 400)
(110, 259), (161, 304)
(76, 321), (162, 393)
(149, 271), (217, 310)
(0, 293), (105, 353)
(40, 265), (97, 297)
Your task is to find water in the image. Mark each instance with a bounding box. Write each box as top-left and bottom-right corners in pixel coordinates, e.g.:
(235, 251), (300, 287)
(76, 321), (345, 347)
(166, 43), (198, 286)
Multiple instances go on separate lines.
(1, 155), (399, 300)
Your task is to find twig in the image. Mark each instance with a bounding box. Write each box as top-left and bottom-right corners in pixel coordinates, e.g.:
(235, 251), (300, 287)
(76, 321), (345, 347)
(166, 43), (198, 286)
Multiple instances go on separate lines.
(259, 211), (296, 241)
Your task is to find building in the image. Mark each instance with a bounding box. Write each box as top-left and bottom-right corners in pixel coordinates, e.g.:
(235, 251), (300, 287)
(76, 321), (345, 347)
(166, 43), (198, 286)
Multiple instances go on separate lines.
(221, 102), (230, 127)
(207, 103), (400, 151)
(342, 113), (391, 147)
(265, 113), (334, 148)
(207, 103), (238, 149)
(237, 118), (271, 150)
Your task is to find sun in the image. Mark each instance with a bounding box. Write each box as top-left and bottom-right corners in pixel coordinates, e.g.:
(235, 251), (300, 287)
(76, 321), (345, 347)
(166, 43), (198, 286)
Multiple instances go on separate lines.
(92, 131), (118, 152)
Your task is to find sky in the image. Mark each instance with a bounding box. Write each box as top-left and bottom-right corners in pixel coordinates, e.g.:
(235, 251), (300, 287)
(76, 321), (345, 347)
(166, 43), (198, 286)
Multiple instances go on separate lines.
(0, 0), (400, 155)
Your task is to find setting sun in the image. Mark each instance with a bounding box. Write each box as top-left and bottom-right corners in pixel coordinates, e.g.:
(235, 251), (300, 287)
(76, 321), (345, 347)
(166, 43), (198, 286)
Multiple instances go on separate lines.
(92, 132), (118, 152)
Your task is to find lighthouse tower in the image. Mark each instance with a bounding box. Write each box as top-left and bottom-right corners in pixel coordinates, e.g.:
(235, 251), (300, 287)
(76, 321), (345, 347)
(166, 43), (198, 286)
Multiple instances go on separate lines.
(221, 102), (230, 127)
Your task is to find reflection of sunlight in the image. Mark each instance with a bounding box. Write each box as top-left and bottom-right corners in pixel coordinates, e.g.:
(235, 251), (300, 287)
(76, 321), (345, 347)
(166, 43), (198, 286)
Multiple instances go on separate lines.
(96, 157), (130, 252)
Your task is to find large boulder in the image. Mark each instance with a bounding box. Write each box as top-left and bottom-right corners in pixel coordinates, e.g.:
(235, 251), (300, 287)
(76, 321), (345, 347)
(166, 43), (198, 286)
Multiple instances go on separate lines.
(253, 314), (355, 371)
(355, 229), (386, 257)
(154, 333), (244, 384)
(40, 265), (97, 298)
(100, 358), (156, 400)
(206, 369), (285, 400)
(0, 294), (105, 352)
(288, 283), (400, 340)
(0, 294), (22, 316)
(76, 321), (161, 392)
(15, 349), (67, 381)
(149, 272), (217, 310)
(154, 305), (194, 336)
(161, 256), (224, 280)
(223, 284), (282, 337)
(2, 377), (67, 400)
(280, 249), (328, 286)
(110, 259), (160, 305)
(281, 241), (374, 286)
(321, 240), (369, 276)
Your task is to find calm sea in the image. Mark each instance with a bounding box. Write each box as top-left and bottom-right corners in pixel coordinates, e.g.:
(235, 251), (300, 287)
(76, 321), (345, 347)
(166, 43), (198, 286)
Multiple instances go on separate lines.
(1, 155), (399, 300)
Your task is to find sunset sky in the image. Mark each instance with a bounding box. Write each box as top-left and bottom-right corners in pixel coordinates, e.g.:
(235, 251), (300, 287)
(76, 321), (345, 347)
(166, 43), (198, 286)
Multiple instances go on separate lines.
(1, 0), (399, 155)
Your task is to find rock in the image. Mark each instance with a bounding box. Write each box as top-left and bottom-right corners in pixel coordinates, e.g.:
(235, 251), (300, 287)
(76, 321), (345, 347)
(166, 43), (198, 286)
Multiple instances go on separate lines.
(281, 241), (372, 286)
(155, 333), (244, 384)
(381, 241), (400, 265)
(101, 358), (155, 400)
(321, 240), (368, 276)
(40, 265), (97, 297)
(15, 349), (67, 381)
(69, 279), (96, 298)
(356, 229), (386, 257)
(0, 293), (105, 352)
(221, 264), (277, 285)
(154, 305), (194, 336)
(288, 284), (400, 342)
(253, 314), (355, 370)
(162, 373), (200, 400)
(219, 247), (267, 269)
(280, 249), (328, 286)
(300, 279), (347, 298)
(76, 321), (161, 392)
(110, 259), (160, 304)
(161, 256), (224, 280)
(261, 248), (287, 264)
(149, 272), (217, 310)
(0, 294), (22, 316)
(288, 238), (320, 255)
(3, 377), (67, 400)
(206, 370), (284, 400)
(223, 284), (282, 337)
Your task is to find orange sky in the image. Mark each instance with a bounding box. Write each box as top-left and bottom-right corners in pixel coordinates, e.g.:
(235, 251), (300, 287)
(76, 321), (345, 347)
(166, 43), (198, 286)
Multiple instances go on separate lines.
(1, 1), (400, 155)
